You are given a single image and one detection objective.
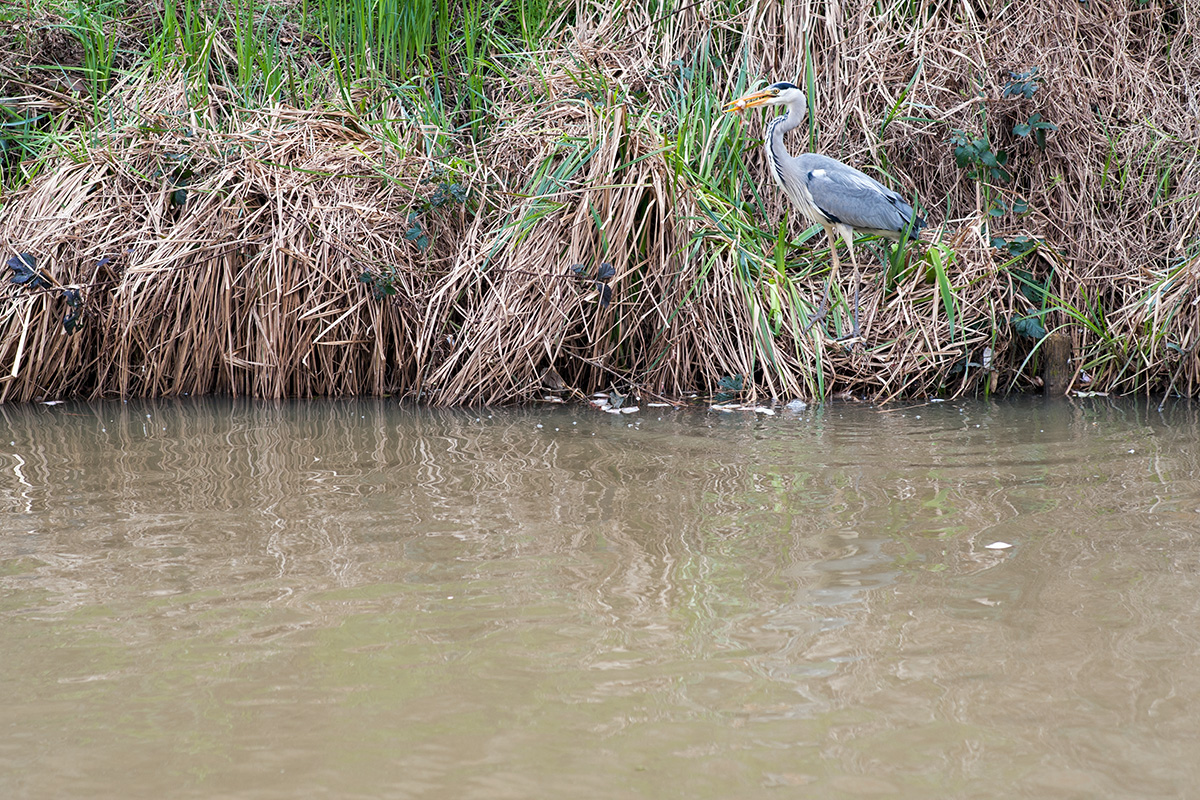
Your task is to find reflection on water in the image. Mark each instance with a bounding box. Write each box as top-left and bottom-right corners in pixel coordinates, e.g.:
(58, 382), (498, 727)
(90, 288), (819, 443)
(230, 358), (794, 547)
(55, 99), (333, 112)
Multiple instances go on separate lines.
(2, 397), (1200, 798)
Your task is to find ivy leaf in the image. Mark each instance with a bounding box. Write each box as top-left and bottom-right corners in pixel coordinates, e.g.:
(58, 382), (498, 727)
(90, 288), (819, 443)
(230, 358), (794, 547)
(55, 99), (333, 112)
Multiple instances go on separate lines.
(1012, 314), (1047, 340)
(596, 282), (613, 307)
(404, 218), (429, 250)
(62, 289), (83, 335)
(6, 253), (50, 289)
(714, 374), (744, 403)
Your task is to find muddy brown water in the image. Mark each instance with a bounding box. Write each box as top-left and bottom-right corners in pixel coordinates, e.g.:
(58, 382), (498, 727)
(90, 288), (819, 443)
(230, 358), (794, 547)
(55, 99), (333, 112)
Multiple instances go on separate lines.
(2, 397), (1199, 799)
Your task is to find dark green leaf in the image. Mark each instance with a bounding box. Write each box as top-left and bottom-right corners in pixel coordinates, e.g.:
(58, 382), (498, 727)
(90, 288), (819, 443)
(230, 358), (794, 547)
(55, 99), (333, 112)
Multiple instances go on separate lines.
(404, 221), (429, 250)
(61, 288), (83, 334)
(359, 270), (397, 299)
(1006, 236), (1039, 257)
(1012, 314), (1047, 340)
(717, 375), (744, 392)
(7, 253), (50, 289)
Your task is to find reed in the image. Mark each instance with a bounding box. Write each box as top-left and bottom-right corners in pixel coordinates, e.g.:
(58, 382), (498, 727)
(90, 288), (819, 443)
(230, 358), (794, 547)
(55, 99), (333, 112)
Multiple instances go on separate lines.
(1, 0), (1197, 403)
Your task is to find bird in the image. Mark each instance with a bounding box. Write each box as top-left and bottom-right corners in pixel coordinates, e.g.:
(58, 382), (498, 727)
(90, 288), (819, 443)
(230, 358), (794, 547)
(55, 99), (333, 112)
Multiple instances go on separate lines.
(724, 81), (925, 340)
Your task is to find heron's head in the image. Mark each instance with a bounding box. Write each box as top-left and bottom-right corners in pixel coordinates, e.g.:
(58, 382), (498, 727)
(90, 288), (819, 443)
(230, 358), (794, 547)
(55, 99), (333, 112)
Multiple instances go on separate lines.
(723, 82), (805, 114)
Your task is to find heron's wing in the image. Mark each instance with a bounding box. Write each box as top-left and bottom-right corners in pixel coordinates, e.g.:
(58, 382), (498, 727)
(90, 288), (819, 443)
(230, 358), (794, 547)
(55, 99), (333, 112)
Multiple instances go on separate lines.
(798, 155), (922, 237)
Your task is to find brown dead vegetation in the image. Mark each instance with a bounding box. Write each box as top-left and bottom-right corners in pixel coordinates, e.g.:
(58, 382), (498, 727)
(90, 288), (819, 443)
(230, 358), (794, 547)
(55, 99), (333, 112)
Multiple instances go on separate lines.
(1, 1), (1198, 403)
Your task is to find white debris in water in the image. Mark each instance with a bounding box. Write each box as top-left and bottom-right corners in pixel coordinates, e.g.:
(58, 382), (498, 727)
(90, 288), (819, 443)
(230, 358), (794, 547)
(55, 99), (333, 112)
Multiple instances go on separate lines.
(710, 403), (779, 415)
(647, 402), (672, 408)
(984, 541), (1013, 550)
(785, 399), (808, 412)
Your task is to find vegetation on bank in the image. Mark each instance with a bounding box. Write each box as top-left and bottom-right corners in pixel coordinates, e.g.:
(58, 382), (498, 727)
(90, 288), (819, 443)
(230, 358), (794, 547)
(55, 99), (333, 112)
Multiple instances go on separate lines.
(0, 0), (1197, 403)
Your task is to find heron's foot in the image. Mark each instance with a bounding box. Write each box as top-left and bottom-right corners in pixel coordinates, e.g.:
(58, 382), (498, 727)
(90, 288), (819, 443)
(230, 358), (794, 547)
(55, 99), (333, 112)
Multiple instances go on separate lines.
(802, 302), (829, 334)
(803, 278), (834, 334)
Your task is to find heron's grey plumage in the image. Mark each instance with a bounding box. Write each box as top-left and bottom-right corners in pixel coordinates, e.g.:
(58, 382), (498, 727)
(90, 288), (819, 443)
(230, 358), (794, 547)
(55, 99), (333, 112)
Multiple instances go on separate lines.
(760, 84), (924, 240)
(727, 80), (924, 339)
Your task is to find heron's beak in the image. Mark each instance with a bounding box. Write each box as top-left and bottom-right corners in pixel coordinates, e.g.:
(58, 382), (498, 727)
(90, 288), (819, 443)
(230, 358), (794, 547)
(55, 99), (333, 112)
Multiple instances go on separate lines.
(722, 88), (775, 114)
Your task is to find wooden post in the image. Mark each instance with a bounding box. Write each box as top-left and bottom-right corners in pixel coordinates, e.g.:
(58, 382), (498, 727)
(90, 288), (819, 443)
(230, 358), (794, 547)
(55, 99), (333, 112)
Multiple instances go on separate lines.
(1042, 330), (1073, 396)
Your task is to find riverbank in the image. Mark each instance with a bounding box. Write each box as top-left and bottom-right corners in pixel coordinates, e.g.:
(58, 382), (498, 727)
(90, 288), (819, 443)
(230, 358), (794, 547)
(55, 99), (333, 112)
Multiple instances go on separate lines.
(2, 1), (1197, 403)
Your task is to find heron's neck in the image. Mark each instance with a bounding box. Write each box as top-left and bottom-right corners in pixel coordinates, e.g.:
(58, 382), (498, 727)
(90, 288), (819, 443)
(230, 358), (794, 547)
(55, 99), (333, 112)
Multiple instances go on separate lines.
(764, 100), (806, 187)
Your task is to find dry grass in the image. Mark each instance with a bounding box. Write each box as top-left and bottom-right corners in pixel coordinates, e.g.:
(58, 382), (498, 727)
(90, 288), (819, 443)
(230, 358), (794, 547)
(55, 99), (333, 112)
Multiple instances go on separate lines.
(2, 1), (1198, 403)
(1, 81), (441, 400)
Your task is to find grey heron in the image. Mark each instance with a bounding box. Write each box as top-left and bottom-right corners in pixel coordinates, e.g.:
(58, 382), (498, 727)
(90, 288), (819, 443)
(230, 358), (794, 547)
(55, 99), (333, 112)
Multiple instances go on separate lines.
(725, 81), (924, 339)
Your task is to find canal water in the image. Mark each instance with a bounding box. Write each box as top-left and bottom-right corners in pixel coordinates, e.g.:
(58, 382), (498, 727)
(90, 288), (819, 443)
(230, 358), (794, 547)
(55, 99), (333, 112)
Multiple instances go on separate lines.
(2, 397), (1199, 798)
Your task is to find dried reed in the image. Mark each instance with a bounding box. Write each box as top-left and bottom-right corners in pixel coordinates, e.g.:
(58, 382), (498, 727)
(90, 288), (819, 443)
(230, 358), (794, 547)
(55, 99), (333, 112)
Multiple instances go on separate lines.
(1, 1), (1197, 403)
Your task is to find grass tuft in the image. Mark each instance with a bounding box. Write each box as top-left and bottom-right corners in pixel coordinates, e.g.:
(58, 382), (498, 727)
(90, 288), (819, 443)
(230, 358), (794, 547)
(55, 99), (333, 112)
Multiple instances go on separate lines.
(1, 0), (1198, 402)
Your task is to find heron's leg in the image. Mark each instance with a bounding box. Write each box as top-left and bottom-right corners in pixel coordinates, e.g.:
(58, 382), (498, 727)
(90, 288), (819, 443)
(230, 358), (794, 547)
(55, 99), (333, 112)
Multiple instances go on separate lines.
(846, 238), (862, 341)
(804, 225), (840, 332)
